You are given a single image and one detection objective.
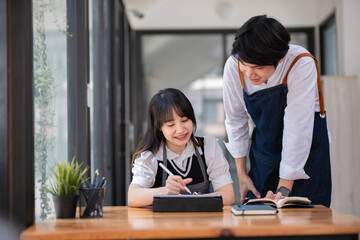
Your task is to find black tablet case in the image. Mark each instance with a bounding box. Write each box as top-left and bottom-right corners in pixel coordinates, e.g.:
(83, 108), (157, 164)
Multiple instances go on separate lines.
(152, 194), (223, 212)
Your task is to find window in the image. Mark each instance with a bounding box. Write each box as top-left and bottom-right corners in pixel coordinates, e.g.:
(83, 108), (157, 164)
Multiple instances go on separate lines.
(33, 1), (125, 222)
(33, 0), (68, 222)
(137, 28), (316, 204)
(140, 31), (237, 200)
(320, 13), (338, 75)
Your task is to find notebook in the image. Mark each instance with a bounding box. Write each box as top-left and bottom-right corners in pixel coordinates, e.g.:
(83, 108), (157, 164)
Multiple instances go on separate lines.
(231, 204), (278, 216)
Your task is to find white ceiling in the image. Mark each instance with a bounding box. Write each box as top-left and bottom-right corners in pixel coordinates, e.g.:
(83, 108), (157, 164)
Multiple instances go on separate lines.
(123, 0), (336, 30)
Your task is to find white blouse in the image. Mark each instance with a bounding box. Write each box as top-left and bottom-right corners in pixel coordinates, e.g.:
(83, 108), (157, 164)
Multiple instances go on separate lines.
(130, 135), (233, 191)
(223, 44), (324, 180)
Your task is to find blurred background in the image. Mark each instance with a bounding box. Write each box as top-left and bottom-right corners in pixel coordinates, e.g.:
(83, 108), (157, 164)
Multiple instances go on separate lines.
(124, 0), (360, 218)
(1, 0), (359, 232)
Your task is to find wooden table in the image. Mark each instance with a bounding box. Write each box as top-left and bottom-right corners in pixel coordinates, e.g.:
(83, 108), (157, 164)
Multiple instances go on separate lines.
(21, 205), (360, 240)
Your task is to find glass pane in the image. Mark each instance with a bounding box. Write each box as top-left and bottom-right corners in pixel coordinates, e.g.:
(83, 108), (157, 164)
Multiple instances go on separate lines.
(323, 23), (338, 75)
(142, 34), (224, 135)
(226, 34), (236, 57)
(142, 34), (240, 201)
(33, 0), (68, 222)
(290, 32), (309, 49)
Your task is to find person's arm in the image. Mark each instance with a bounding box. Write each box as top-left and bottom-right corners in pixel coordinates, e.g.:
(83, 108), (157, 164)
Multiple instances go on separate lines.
(128, 175), (193, 207)
(202, 135), (235, 205)
(128, 184), (166, 207)
(280, 56), (317, 181)
(210, 183), (235, 206)
(222, 57), (258, 199)
(235, 157), (261, 200)
(264, 178), (294, 202)
(128, 150), (193, 207)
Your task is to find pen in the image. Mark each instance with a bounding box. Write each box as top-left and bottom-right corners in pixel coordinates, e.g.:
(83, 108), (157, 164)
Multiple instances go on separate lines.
(240, 197), (250, 205)
(159, 162), (192, 195)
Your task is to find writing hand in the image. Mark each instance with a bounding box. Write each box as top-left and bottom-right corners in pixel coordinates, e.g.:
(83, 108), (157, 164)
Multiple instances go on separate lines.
(164, 175), (192, 195)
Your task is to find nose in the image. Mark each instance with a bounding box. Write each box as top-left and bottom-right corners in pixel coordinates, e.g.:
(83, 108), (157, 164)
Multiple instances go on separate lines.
(175, 123), (185, 133)
(245, 67), (254, 79)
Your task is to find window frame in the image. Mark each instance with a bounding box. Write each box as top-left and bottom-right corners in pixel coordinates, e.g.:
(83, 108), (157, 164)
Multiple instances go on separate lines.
(1, 0), (35, 229)
(320, 12), (337, 75)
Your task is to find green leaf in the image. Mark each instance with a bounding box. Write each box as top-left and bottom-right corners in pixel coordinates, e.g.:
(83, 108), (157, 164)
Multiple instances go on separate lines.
(45, 156), (89, 196)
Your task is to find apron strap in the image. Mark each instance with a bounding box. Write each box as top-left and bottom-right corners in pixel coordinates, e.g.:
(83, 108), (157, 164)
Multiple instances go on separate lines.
(282, 53), (325, 116)
(237, 57), (245, 89)
(194, 143), (208, 181)
(162, 143), (168, 185)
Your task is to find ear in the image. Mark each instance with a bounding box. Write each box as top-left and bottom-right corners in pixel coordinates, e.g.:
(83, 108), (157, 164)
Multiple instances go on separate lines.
(278, 57), (285, 64)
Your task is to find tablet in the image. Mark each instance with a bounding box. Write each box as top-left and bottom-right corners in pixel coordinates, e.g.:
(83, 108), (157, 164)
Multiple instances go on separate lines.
(152, 194), (223, 212)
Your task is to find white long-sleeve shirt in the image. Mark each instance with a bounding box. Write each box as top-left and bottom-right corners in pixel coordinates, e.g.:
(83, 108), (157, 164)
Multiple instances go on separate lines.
(131, 135), (233, 191)
(223, 44), (322, 180)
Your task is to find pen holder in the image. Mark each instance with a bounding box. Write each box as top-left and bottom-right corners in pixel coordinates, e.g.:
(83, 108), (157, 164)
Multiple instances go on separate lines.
(79, 187), (105, 218)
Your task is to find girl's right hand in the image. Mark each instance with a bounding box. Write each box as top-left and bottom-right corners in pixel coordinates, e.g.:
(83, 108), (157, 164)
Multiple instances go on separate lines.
(164, 175), (192, 195)
(239, 174), (261, 200)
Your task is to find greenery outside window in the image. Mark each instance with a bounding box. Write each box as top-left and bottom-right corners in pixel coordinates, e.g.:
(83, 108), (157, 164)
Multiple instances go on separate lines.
(33, 0), (68, 222)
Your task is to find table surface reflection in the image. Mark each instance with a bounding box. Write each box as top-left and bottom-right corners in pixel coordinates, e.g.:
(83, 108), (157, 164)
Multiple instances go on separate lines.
(21, 205), (360, 239)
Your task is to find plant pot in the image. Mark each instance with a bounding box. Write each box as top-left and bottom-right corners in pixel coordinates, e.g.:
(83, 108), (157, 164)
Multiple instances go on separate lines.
(52, 195), (79, 219)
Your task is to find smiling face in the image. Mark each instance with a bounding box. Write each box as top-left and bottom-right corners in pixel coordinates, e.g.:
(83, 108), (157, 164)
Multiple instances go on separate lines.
(239, 61), (277, 85)
(161, 108), (194, 155)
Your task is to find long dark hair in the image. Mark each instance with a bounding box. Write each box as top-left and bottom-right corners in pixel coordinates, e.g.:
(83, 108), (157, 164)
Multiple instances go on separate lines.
(132, 88), (200, 165)
(232, 15), (291, 67)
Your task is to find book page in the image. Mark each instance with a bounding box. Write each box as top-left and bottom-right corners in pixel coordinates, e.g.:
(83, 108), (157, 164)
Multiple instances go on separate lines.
(277, 197), (311, 208)
(246, 198), (277, 207)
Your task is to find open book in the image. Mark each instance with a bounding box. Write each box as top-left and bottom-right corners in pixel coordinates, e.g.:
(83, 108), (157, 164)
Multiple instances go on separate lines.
(245, 196), (312, 208)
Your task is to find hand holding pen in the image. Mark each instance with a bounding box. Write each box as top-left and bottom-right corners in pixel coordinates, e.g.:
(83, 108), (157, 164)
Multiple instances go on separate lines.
(159, 163), (196, 195)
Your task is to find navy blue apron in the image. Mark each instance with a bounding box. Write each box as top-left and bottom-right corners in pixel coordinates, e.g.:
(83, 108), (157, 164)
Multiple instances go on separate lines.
(237, 53), (331, 207)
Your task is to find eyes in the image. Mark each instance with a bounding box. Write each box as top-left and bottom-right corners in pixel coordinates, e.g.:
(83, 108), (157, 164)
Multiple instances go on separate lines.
(254, 66), (264, 70)
(165, 117), (189, 127)
(240, 61), (264, 70)
(241, 65), (264, 70)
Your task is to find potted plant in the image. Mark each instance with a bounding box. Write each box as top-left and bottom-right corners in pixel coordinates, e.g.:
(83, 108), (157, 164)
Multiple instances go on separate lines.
(45, 157), (89, 218)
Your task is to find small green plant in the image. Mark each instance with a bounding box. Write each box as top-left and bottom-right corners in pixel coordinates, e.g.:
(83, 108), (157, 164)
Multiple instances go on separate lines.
(45, 157), (89, 196)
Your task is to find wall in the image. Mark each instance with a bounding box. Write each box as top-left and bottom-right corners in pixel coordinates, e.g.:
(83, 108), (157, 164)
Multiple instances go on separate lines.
(323, 76), (360, 217)
(328, 0), (360, 217)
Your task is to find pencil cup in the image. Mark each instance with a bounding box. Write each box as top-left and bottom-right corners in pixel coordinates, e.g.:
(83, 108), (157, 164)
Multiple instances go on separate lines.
(79, 187), (105, 218)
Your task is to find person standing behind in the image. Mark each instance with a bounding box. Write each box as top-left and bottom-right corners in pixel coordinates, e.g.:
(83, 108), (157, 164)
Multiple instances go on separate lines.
(128, 88), (235, 207)
(223, 15), (331, 206)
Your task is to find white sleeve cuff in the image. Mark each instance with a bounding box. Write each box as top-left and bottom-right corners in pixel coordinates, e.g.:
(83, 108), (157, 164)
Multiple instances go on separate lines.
(223, 140), (248, 159)
(130, 151), (158, 188)
(211, 174), (233, 191)
(130, 178), (151, 189)
(279, 162), (310, 180)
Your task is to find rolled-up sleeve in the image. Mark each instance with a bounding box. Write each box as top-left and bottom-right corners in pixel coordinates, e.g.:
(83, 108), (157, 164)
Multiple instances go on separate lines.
(131, 151), (158, 188)
(280, 57), (316, 180)
(203, 135), (233, 191)
(223, 57), (250, 158)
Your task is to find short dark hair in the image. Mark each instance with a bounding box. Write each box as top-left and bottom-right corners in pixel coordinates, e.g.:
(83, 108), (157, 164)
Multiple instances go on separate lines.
(132, 88), (200, 164)
(231, 15), (291, 67)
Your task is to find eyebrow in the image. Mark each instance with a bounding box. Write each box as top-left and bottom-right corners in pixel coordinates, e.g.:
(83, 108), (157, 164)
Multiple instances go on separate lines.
(240, 61), (262, 68)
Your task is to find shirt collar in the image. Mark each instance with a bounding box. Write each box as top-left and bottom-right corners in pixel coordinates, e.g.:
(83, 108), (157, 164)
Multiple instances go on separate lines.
(154, 140), (199, 161)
